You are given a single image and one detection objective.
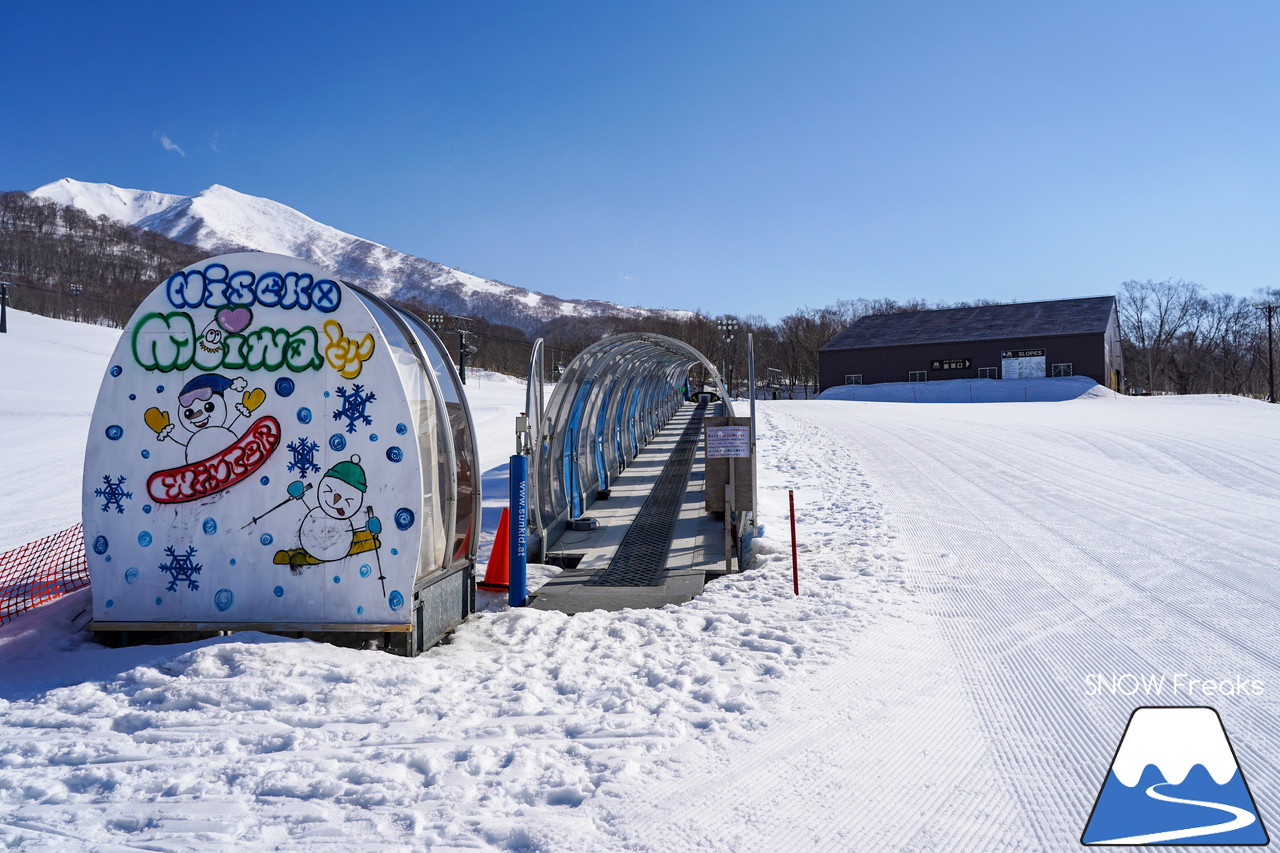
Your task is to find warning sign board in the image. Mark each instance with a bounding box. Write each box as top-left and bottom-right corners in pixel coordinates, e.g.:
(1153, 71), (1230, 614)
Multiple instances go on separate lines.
(706, 425), (750, 458)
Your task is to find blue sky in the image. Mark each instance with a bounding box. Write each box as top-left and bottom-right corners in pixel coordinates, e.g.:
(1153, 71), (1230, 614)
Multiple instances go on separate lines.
(4, 1), (1279, 320)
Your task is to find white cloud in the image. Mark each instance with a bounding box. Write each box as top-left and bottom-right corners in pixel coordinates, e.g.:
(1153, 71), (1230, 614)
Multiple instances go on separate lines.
(158, 133), (186, 157)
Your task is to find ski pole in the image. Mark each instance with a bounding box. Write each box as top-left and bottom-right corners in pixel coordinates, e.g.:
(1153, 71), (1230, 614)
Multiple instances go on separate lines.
(367, 506), (387, 595)
(240, 483), (311, 529)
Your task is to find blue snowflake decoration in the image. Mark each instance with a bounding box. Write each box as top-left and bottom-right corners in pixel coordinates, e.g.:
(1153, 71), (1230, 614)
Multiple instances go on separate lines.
(286, 436), (321, 478)
(159, 545), (202, 592)
(332, 384), (376, 434)
(95, 475), (133, 514)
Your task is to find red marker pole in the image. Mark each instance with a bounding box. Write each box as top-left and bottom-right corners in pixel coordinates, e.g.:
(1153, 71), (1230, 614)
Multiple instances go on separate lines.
(789, 489), (799, 595)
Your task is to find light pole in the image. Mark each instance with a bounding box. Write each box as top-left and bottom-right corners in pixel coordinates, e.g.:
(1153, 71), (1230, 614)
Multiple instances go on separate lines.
(1258, 303), (1277, 403)
(0, 279), (20, 334)
(423, 312), (476, 384)
(69, 283), (83, 323)
(717, 318), (739, 397)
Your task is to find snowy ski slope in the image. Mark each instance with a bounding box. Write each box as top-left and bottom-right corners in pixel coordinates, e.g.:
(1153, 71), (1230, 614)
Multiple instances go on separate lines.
(738, 395), (1280, 851)
(2, 310), (1279, 851)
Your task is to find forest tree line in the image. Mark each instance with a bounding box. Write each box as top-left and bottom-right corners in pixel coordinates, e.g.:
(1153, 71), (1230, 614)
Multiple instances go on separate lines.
(2, 191), (1277, 399)
(483, 283), (1280, 400)
(0, 192), (206, 325)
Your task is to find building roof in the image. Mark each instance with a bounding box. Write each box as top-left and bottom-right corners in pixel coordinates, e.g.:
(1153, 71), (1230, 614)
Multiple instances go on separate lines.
(820, 296), (1117, 351)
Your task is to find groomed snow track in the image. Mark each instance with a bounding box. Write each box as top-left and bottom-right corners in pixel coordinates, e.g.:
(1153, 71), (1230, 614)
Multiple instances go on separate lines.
(588, 394), (1280, 852)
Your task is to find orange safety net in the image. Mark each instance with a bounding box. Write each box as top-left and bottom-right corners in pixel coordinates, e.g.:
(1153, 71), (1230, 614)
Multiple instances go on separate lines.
(0, 524), (91, 626)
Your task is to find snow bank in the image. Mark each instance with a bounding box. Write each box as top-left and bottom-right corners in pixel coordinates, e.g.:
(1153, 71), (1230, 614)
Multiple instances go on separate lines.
(818, 375), (1115, 403)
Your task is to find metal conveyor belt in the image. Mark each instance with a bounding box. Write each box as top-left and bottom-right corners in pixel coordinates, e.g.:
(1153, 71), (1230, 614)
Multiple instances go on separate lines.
(587, 400), (708, 587)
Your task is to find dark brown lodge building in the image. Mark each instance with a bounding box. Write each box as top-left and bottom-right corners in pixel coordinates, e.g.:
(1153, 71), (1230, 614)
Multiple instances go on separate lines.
(818, 296), (1124, 392)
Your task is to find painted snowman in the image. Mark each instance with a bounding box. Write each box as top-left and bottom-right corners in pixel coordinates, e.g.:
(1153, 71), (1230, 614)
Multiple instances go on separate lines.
(275, 455), (381, 571)
(145, 373), (266, 463)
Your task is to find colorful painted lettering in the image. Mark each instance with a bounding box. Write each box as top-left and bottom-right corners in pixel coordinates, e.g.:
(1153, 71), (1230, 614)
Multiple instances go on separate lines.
(132, 312), (324, 373)
(165, 264), (342, 313)
(323, 319), (376, 379)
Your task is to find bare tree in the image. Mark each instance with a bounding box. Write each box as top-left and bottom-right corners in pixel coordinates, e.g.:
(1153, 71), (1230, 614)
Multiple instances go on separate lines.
(1118, 279), (1205, 393)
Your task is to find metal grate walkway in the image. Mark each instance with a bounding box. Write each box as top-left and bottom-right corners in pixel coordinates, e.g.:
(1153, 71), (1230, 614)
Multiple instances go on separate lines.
(587, 400), (708, 587)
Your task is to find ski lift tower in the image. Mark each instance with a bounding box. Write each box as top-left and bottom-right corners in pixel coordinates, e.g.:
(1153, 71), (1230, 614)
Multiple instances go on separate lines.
(451, 316), (477, 384)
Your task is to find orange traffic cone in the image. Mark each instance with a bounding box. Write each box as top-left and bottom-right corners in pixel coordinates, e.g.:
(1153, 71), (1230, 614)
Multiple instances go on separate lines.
(477, 507), (510, 591)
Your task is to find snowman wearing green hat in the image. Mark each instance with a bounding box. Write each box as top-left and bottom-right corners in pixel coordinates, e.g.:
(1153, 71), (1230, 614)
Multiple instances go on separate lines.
(274, 454), (382, 571)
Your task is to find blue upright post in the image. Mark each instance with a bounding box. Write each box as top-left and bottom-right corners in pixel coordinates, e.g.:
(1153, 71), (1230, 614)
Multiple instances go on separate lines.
(509, 453), (528, 607)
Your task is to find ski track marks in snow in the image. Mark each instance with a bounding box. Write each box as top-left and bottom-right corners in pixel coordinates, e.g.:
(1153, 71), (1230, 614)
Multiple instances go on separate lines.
(791, 398), (1280, 852)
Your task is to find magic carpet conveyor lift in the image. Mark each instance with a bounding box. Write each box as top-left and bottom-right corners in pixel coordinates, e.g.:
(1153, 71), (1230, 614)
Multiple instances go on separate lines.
(521, 333), (756, 573)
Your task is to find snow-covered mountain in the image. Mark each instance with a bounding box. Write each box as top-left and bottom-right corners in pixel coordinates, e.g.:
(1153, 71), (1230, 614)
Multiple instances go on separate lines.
(30, 178), (661, 331)
(33, 180), (185, 224)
